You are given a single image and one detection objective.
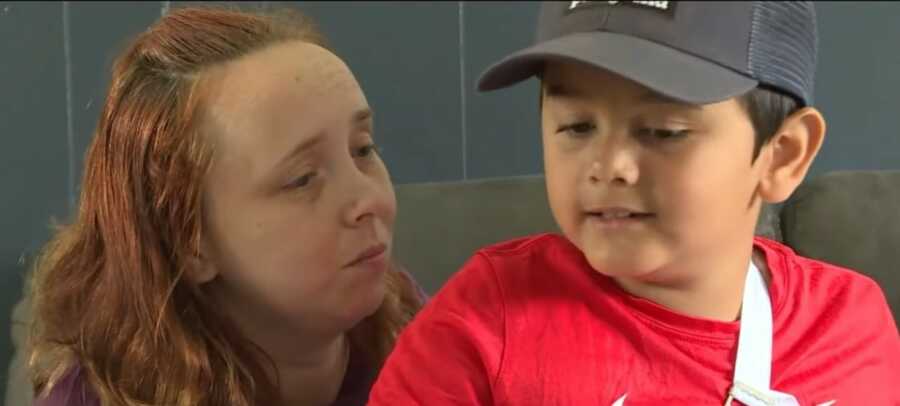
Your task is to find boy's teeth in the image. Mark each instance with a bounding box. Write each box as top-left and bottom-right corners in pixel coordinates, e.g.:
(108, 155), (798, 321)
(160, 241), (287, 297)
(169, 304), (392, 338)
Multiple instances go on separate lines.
(601, 211), (632, 219)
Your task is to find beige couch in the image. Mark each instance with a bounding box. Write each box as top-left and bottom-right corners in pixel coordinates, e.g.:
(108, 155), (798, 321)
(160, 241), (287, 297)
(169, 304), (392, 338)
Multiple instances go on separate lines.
(6, 170), (899, 405)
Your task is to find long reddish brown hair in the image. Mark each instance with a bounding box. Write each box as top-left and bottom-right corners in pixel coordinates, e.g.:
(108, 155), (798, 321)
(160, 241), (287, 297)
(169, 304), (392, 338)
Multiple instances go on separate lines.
(27, 6), (421, 406)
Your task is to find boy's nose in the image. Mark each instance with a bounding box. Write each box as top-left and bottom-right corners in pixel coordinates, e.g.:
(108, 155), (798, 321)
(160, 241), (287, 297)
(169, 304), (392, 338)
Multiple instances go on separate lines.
(589, 138), (639, 186)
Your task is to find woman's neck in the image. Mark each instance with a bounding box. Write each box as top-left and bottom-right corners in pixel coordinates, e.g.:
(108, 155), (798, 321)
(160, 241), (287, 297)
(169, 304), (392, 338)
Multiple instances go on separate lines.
(272, 333), (350, 406)
(212, 288), (353, 405)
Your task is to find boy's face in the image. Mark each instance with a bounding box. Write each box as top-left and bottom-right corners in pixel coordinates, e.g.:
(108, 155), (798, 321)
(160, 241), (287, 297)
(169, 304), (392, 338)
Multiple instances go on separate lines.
(541, 61), (767, 280)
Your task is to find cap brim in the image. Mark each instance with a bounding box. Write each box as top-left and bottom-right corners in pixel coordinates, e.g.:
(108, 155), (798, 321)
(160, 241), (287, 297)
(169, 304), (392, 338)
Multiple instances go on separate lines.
(477, 31), (758, 105)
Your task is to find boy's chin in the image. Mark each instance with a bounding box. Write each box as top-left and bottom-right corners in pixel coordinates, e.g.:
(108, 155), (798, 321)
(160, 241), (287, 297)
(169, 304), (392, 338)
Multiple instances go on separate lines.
(577, 238), (673, 279)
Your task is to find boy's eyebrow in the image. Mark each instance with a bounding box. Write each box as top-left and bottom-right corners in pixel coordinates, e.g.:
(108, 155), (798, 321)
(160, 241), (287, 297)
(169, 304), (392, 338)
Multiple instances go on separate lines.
(543, 82), (588, 100)
(544, 84), (703, 111)
(637, 91), (703, 110)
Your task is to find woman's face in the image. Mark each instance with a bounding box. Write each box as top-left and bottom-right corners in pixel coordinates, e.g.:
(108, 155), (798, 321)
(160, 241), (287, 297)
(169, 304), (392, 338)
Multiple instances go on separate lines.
(199, 40), (396, 340)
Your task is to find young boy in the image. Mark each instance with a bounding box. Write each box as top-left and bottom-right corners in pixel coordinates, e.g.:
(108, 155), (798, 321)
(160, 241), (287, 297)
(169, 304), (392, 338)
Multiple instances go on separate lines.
(369, 2), (900, 405)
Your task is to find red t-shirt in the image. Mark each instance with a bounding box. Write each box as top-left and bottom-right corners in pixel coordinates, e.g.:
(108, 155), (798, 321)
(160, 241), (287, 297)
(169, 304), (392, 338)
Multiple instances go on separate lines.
(369, 234), (900, 405)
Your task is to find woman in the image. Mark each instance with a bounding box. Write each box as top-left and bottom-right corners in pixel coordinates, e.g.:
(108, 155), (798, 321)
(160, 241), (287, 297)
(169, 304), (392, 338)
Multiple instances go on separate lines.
(27, 6), (423, 406)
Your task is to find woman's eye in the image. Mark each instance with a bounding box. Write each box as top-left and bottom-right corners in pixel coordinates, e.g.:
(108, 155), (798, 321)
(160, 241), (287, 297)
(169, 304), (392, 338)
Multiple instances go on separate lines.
(286, 172), (316, 189)
(353, 143), (380, 158)
(556, 121), (596, 138)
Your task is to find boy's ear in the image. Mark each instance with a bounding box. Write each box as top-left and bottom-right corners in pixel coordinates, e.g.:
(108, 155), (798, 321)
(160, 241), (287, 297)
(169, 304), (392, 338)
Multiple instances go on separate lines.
(758, 107), (826, 203)
(184, 239), (218, 285)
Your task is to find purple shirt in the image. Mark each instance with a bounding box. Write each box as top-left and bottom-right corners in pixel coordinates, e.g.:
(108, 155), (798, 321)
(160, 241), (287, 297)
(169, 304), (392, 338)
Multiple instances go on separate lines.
(34, 271), (426, 405)
(33, 365), (98, 406)
(35, 347), (377, 406)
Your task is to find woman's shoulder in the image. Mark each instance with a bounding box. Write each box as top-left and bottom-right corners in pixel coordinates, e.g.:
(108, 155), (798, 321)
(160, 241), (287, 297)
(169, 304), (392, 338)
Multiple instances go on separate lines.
(34, 365), (100, 406)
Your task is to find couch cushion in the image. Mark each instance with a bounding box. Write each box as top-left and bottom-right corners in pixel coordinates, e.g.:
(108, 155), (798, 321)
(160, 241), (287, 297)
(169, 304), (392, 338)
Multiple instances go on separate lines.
(780, 170), (900, 322)
(394, 175), (782, 294)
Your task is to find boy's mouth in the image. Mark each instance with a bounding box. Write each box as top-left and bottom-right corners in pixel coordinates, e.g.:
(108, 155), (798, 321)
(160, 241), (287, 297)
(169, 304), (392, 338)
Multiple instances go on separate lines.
(585, 207), (655, 220)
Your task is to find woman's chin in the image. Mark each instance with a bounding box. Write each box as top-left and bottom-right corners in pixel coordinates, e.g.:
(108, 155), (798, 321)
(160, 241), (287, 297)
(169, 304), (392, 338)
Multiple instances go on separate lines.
(339, 280), (387, 328)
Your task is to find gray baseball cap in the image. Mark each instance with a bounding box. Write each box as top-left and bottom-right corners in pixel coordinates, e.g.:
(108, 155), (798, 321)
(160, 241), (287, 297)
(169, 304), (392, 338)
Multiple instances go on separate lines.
(477, 1), (818, 106)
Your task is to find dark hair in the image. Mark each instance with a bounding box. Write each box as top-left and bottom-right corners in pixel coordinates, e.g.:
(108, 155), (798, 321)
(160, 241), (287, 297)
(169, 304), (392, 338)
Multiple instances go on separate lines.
(737, 86), (800, 162)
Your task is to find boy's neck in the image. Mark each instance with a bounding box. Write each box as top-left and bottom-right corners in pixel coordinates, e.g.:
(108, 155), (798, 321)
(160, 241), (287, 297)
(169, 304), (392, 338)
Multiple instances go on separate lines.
(614, 242), (769, 322)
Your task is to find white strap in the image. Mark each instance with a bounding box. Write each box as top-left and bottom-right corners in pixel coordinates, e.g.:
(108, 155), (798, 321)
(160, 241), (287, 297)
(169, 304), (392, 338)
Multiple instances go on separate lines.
(728, 261), (799, 406)
(733, 261), (772, 389)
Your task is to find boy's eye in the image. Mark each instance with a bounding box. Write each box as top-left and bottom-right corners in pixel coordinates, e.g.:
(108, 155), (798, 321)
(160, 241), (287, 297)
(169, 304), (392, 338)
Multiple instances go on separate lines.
(353, 143), (380, 158)
(636, 128), (690, 140)
(556, 121), (597, 137)
(286, 172), (316, 189)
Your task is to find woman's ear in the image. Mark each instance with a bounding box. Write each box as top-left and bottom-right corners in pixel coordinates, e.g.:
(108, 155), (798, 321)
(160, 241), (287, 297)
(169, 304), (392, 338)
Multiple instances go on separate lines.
(758, 106), (826, 203)
(184, 240), (218, 285)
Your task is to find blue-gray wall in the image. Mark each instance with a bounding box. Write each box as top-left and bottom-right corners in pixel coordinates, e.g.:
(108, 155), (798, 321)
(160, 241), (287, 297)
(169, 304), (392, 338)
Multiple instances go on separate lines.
(2, 1), (899, 395)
